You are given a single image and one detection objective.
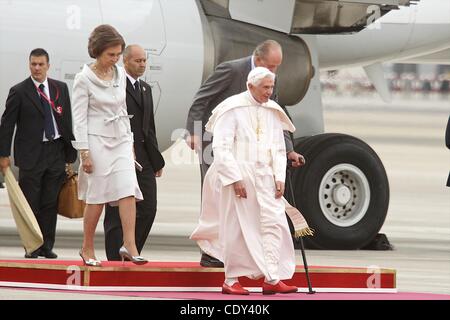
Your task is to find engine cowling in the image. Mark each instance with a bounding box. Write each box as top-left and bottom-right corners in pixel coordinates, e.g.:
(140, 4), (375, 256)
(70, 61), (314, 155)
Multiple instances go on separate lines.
(203, 16), (314, 106)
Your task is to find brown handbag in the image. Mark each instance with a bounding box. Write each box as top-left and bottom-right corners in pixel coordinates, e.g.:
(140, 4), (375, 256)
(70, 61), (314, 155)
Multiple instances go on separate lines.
(58, 164), (85, 219)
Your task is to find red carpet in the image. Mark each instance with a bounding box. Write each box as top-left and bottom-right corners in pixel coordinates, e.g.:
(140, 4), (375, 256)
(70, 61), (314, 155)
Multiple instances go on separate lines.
(71, 290), (450, 300)
(3, 287), (450, 300)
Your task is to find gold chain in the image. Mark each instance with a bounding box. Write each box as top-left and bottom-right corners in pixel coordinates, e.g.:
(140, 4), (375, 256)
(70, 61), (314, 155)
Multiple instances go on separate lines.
(248, 106), (263, 141)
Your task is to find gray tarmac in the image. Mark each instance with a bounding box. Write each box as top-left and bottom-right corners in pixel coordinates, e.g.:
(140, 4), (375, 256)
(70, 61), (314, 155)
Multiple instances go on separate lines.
(0, 94), (449, 299)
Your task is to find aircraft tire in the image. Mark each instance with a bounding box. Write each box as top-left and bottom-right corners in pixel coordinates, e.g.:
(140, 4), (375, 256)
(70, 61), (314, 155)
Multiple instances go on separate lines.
(290, 133), (389, 249)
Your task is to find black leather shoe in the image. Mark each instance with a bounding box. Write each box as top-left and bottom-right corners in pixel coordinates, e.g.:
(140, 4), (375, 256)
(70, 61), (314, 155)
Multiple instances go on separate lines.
(24, 249), (40, 259)
(39, 249), (58, 259)
(200, 253), (224, 268)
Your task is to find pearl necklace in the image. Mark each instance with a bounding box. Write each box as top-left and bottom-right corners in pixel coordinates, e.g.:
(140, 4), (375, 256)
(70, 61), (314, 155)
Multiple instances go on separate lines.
(93, 64), (113, 79)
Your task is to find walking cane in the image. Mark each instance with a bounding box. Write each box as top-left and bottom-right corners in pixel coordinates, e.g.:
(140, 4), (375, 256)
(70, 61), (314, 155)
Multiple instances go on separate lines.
(286, 160), (315, 294)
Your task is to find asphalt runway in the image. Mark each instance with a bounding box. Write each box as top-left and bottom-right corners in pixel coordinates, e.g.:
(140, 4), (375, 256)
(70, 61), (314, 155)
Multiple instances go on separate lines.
(0, 94), (449, 299)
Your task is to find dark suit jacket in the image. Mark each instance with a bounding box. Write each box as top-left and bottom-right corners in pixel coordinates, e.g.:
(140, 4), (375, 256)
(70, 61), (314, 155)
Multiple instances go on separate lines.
(185, 56), (293, 152)
(0, 77), (77, 170)
(126, 78), (164, 172)
(446, 116), (450, 187)
(446, 116), (450, 150)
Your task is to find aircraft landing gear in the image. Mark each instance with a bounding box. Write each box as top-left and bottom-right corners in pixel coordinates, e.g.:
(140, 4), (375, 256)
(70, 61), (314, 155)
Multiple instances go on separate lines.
(291, 133), (390, 250)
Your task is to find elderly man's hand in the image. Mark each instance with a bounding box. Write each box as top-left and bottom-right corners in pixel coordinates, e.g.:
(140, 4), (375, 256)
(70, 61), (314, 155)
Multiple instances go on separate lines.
(287, 151), (305, 168)
(233, 180), (247, 199)
(0, 157), (10, 174)
(186, 134), (201, 152)
(275, 181), (285, 199)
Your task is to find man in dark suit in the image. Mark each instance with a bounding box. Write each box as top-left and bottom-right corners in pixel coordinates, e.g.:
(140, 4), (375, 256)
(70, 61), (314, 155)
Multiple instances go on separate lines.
(103, 45), (165, 260)
(446, 115), (450, 187)
(0, 48), (77, 258)
(185, 40), (305, 267)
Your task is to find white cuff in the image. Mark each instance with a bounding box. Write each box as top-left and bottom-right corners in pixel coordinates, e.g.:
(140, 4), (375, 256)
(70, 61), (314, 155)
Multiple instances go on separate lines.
(71, 141), (89, 150)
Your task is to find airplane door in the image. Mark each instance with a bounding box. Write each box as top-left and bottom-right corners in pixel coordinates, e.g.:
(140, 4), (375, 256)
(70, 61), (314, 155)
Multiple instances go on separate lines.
(99, 0), (166, 113)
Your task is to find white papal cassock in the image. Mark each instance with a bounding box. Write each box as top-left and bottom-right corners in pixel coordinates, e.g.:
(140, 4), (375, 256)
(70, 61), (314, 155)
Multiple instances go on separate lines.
(190, 90), (297, 281)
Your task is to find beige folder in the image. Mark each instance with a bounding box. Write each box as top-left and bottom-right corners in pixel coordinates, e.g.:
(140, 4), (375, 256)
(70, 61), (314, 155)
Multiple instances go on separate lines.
(4, 167), (43, 254)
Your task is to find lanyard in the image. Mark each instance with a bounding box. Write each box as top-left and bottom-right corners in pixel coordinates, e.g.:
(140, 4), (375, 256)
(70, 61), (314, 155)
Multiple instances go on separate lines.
(35, 81), (60, 113)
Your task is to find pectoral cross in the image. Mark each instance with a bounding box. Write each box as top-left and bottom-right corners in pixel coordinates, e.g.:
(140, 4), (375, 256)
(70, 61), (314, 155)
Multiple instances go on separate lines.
(256, 117), (262, 141)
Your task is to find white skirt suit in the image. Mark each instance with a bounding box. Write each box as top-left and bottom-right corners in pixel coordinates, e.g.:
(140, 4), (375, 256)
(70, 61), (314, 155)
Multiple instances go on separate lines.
(71, 64), (143, 206)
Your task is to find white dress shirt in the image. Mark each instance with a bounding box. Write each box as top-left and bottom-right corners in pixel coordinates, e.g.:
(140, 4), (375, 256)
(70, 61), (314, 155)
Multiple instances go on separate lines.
(126, 73), (140, 90)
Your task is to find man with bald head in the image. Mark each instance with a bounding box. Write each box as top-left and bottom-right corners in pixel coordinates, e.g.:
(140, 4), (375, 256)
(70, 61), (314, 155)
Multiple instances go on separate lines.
(186, 40), (304, 267)
(103, 45), (165, 260)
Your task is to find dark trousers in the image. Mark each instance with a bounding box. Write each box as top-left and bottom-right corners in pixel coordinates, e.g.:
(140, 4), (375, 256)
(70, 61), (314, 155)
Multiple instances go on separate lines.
(103, 166), (157, 260)
(18, 139), (66, 252)
(199, 138), (213, 185)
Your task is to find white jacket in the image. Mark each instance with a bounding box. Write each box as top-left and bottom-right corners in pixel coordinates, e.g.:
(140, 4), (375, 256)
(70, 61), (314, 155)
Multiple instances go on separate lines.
(71, 64), (132, 150)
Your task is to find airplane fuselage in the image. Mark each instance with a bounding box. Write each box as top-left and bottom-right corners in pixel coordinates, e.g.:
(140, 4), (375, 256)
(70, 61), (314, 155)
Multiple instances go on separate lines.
(0, 0), (448, 250)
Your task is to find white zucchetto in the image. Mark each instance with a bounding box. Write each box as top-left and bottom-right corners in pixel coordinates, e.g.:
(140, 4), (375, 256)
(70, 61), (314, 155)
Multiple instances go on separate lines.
(247, 67), (275, 86)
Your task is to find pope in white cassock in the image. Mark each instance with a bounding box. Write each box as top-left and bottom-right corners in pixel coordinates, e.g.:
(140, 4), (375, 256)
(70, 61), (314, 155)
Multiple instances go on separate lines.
(191, 67), (307, 295)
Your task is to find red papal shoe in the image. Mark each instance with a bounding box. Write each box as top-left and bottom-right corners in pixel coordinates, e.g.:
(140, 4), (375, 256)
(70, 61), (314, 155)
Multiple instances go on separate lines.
(262, 281), (298, 295)
(222, 282), (250, 295)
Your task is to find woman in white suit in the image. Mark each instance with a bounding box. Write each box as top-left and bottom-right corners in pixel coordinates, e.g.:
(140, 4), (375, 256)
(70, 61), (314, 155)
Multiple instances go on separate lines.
(72, 25), (145, 266)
